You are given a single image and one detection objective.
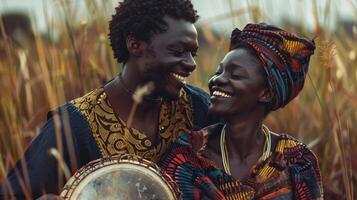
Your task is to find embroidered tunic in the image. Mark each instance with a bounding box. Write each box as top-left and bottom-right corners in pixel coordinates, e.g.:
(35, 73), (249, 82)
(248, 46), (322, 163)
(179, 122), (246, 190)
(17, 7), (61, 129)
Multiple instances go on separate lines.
(0, 85), (212, 199)
(71, 87), (193, 161)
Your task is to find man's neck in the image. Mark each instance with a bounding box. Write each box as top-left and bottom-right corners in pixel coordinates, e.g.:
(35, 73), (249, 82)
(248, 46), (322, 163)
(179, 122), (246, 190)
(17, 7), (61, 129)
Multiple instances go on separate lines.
(103, 73), (162, 143)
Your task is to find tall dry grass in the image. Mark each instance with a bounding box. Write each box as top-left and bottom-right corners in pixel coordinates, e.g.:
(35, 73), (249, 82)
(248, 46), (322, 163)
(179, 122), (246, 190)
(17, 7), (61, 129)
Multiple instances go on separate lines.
(0, 0), (356, 199)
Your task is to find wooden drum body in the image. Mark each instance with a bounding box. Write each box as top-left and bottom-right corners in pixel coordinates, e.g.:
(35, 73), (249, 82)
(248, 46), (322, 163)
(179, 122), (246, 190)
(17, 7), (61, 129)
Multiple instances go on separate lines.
(60, 155), (180, 200)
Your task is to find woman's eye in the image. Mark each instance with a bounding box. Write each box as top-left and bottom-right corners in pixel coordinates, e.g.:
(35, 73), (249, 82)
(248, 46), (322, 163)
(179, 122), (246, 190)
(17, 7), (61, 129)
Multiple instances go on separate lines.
(208, 72), (219, 81)
(214, 71), (222, 75)
(231, 74), (243, 79)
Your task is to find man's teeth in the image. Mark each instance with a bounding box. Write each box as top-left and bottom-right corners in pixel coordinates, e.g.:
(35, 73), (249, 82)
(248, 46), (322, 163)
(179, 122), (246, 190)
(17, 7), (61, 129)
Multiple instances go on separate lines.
(213, 90), (232, 98)
(172, 73), (187, 83)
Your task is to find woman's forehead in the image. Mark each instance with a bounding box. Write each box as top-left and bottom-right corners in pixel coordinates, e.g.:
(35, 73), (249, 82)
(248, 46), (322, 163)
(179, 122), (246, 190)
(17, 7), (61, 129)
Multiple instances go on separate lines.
(222, 49), (261, 70)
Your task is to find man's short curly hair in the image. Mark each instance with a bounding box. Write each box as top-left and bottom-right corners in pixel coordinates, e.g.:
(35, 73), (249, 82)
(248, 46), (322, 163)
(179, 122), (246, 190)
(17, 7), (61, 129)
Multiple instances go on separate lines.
(109, 0), (199, 64)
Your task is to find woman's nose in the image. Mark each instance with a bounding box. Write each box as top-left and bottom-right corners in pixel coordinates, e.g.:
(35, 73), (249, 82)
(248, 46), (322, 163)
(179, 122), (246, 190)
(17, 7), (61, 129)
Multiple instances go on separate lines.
(213, 73), (229, 85)
(208, 73), (228, 89)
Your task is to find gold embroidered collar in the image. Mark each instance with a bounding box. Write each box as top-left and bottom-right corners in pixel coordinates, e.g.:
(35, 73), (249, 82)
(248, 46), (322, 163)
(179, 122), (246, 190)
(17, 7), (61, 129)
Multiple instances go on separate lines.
(72, 88), (193, 161)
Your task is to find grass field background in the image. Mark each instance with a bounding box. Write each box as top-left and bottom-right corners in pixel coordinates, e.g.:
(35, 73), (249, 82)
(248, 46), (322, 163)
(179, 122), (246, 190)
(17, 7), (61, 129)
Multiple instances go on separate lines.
(0, 0), (356, 199)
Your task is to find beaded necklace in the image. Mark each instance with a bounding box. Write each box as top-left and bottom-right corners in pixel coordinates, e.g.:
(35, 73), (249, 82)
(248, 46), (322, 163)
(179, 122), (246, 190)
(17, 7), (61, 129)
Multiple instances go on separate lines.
(220, 124), (271, 175)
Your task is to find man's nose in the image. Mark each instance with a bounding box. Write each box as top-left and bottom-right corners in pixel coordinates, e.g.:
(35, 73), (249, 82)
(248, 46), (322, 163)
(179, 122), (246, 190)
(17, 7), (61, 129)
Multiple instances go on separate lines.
(181, 53), (196, 72)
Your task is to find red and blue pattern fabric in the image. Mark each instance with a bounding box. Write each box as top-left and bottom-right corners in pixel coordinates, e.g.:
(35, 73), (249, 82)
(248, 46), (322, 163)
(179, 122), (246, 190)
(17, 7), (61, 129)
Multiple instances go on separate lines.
(229, 23), (316, 110)
(158, 131), (323, 200)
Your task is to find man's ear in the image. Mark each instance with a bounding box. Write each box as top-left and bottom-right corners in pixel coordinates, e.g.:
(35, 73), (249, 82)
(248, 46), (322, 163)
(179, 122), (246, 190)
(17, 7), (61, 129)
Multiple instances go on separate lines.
(126, 36), (144, 57)
(259, 88), (272, 103)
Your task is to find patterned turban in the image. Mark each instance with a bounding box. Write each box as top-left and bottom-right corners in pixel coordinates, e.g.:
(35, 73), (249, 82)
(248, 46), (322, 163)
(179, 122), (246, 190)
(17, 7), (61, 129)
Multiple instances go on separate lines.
(229, 23), (315, 111)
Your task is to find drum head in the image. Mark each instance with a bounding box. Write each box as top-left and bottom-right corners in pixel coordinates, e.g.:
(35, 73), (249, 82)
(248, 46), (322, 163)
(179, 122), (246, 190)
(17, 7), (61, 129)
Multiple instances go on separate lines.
(60, 155), (181, 200)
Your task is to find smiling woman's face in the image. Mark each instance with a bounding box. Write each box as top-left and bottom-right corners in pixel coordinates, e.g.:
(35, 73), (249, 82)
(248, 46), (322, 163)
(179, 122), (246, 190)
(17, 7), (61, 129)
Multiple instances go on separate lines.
(208, 47), (268, 117)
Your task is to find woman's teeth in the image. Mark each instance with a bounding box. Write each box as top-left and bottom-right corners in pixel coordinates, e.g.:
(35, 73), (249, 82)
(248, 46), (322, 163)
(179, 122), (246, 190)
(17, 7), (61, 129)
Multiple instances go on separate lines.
(213, 90), (232, 98)
(172, 73), (187, 84)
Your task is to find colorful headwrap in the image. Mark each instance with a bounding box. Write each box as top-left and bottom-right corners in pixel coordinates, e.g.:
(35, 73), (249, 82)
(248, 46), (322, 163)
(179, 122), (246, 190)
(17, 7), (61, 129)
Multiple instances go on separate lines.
(229, 23), (315, 111)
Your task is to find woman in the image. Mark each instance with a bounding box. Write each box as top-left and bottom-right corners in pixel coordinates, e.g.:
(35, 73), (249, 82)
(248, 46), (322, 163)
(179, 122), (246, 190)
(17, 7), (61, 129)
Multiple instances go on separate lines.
(159, 23), (323, 199)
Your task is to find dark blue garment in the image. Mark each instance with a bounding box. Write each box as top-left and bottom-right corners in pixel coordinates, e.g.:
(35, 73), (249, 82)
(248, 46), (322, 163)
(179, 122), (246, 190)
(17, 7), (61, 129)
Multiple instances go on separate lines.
(0, 84), (215, 199)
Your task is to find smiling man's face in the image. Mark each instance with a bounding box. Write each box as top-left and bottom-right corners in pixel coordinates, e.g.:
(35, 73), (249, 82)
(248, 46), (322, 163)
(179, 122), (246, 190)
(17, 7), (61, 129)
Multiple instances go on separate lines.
(138, 16), (199, 100)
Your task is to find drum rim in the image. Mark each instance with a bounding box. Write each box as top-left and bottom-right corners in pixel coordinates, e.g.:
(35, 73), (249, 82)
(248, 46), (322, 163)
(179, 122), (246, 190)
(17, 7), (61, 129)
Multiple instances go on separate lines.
(60, 154), (181, 200)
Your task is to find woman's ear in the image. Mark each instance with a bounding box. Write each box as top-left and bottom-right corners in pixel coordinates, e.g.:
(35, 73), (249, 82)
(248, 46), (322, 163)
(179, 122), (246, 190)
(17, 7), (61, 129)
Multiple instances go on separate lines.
(126, 36), (144, 57)
(259, 88), (272, 103)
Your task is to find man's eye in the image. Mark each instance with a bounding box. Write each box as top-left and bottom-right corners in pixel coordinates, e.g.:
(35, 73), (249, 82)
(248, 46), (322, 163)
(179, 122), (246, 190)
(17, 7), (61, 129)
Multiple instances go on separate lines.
(170, 48), (184, 56)
(173, 51), (184, 56)
(191, 51), (198, 57)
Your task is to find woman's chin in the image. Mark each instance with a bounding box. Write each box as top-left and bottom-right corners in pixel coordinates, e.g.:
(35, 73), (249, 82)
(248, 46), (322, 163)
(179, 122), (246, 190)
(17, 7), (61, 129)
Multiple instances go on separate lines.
(208, 105), (230, 117)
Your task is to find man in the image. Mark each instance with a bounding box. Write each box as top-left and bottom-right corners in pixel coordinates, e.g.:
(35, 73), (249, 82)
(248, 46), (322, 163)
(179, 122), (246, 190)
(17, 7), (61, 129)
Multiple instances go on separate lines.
(0, 0), (213, 198)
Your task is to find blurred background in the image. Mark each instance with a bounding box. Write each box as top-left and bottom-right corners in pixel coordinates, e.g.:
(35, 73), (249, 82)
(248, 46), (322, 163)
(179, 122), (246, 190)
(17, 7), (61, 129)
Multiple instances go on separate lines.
(0, 0), (356, 199)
